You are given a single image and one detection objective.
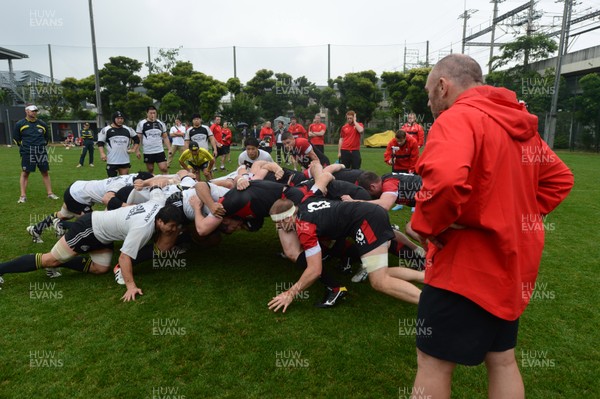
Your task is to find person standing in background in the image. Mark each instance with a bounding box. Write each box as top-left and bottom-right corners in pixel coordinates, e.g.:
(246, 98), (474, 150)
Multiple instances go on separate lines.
(402, 112), (425, 148)
(13, 104), (59, 203)
(77, 122), (95, 168)
(308, 114), (326, 154)
(337, 111), (364, 169)
(167, 118), (186, 168)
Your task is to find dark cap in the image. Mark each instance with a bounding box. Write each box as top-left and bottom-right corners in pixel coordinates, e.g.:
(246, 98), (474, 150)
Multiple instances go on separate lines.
(191, 113), (201, 120)
(189, 141), (200, 151)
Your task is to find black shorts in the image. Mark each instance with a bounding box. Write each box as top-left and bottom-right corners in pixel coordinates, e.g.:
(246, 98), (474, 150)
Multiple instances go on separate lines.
(216, 146), (226, 156)
(416, 284), (520, 366)
(188, 161), (209, 172)
(222, 145), (231, 155)
(64, 184), (93, 214)
(64, 213), (114, 254)
(106, 163), (131, 177)
(353, 205), (395, 256)
(21, 147), (50, 172)
(115, 185), (135, 204)
(340, 149), (361, 169)
(144, 152), (167, 164)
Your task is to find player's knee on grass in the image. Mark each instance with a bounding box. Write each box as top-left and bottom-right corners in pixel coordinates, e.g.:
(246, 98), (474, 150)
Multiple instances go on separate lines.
(88, 251), (112, 274)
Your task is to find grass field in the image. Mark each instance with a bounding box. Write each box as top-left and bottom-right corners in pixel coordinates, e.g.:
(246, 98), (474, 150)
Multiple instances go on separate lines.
(0, 144), (597, 399)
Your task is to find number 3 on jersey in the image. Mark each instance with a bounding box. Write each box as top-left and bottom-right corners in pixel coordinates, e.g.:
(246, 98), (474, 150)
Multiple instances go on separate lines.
(307, 200), (331, 213)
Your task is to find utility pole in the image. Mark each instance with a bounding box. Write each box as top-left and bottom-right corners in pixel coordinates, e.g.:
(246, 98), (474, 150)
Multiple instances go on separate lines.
(488, 0), (504, 74)
(47, 44), (54, 83)
(460, 9), (478, 53)
(88, 0), (103, 127)
(327, 44), (331, 82)
(425, 40), (430, 67)
(523, 0), (535, 67)
(147, 46), (152, 73)
(544, 0), (572, 148)
(233, 46), (237, 79)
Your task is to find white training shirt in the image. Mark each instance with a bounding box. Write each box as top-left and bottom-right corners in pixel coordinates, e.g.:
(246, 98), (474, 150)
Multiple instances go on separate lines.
(238, 150), (274, 167)
(91, 195), (165, 259)
(184, 125), (213, 151)
(136, 119), (168, 155)
(170, 124), (186, 146)
(69, 175), (134, 205)
(97, 125), (137, 165)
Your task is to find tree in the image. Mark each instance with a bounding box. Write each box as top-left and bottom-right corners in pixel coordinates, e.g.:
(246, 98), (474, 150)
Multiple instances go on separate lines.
(99, 56), (144, 118)
(146, 47), (182, 74)
(382, 68), (432, 125)
(60, 76), (96, 119)
(331, 70), (383, 127)
(143, 61), (228, 121)
(226, 77), (242, 96)
(220, 93), (261, 127)
(575, 73), (600, 151)
(490, 34), (558, 71)
(243, 69), (289, 118)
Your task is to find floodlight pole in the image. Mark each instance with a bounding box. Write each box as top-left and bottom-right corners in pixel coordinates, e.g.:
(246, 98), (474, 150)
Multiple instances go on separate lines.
(544, 0), (572, 148)
(88, 0), (104, 127)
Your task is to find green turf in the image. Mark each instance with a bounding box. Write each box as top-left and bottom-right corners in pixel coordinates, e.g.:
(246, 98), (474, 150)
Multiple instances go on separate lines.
(0, 145), (597, 398)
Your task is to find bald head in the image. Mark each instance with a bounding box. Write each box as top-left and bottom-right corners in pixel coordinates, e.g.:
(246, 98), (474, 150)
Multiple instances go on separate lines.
(425, 54), (484, 118)
(430, 54), (483, 89)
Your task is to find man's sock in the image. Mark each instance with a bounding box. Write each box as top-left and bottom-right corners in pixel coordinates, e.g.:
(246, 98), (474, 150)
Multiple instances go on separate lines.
(33, 213), (57, 235)
(61, 257), (92, 273)
(0, 254), (41, 274)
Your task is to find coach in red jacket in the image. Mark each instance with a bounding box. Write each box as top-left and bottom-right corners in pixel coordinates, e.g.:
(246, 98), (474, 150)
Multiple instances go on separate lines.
(409, 54), (573, 398)
(383, 129), (419, 173)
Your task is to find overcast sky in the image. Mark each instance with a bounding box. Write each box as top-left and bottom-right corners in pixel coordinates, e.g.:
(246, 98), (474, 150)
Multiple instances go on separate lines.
(1, 0), (599, 85)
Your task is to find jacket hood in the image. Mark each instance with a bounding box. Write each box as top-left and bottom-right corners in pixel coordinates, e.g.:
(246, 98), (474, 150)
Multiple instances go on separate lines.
(454, 85), (538, 141)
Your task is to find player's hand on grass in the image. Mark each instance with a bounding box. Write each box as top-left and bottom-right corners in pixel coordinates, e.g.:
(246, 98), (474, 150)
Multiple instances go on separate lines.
(122, 287), (143, 302)
(268, 291), (294, 313)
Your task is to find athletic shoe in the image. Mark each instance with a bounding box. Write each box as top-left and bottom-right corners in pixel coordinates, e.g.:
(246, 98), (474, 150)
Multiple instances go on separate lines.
(351, 267), (369, 283)
(212, 167), (217, 172)
(113, 264), (125, 285)
(17, 196), (27, 204)
(26, 226), (44, 244)
(53, 218), (66, 237)
(391, 204), (403, 211)
(220, 166), (225, 171)
(46, 268), (62, 278)
(48, 193), (59, 200)
(337, 257), (353, 274)
(315, 287), (348, 308)
(0, 275), (4, 285)
(89, 164), (94, 167)
(76, 164), (82, 168)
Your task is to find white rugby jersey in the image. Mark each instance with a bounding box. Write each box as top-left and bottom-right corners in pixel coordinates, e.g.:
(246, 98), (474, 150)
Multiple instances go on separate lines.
(69, 175), (135, 205)
(184, 125), (213, 150)
(97, 125), (137, 165)
(237, 149), (274, 167)
(92, 195), (165, 259)
(136, 119), (167, 155)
